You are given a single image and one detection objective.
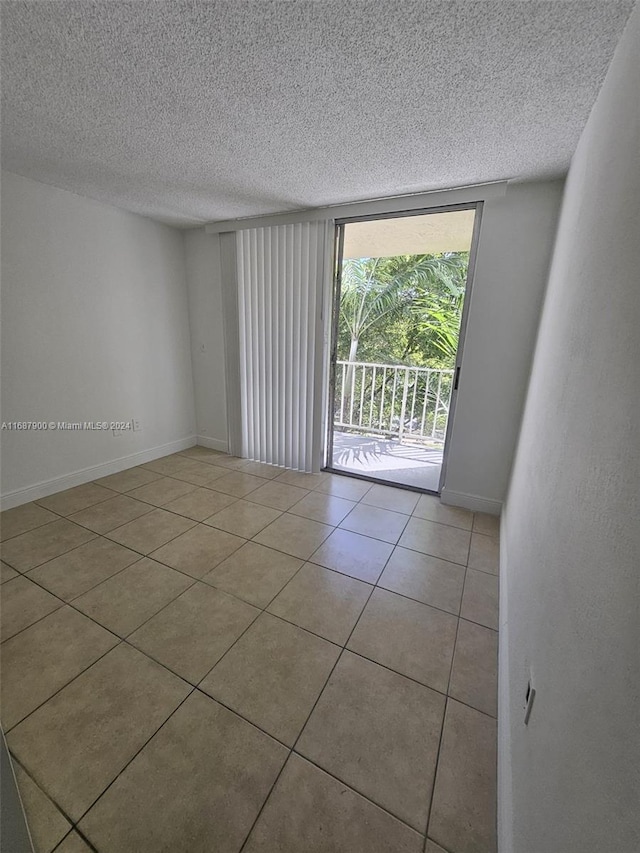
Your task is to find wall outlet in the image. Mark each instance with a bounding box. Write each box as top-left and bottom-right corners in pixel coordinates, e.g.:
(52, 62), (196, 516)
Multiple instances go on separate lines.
(132, 419), (142, 432)
(524, 679), (536, 725)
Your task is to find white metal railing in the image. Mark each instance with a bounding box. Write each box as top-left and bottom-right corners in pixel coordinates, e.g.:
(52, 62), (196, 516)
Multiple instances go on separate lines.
(334, 361), (454, 444)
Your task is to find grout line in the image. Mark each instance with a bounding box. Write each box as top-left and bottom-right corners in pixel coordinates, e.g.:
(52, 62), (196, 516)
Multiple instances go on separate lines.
(3, 526), (496, 654)
(127, 599), (262, 693)
(236, 543), (386, 852)
(464, 563), (500, 577)
(33, 488), (120, 518)
(423, 697), (454, 850)
(0, 515), (62, 544)
(290, 751), (428, 837)
(422, 590), (466, 841)
(0, 585), (67, 643)
(424, 839), (456, 853)
(69, 686), (198, 830)
(407, 513), (476, 533)
(3, 637), (124, 735)
(0, 525), (101, 573)
(197, 560), (319, 671)
(9, 755), (80, 841)
(4, 453), (499, 848)
(65, 502), (157, 536)
(202, 507), (285, 536)
(51, 826), (99, 853)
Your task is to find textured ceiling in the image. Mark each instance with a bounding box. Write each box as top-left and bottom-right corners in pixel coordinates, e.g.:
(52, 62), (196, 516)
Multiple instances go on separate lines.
(1, 1), (635, 227)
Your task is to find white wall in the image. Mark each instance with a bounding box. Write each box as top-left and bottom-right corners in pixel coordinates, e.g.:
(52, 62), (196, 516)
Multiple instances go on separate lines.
(185, 182), (564, 508)
(1, 171), (196, 506)
(442, 179), (564, 513)
(183, 228), (228, 450)
(500, 5), (640, 851)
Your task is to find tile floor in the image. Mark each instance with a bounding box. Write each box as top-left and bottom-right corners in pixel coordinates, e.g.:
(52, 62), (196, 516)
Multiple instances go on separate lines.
(0, 447), (499, 853)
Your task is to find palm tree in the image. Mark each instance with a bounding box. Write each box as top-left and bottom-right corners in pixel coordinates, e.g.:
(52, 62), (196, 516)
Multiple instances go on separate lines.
(339, 252), (467, 366)
(337, 252), (468, 415)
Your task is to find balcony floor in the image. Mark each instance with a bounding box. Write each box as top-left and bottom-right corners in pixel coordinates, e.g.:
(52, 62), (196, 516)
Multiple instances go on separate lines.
(330, 430), (443, 492)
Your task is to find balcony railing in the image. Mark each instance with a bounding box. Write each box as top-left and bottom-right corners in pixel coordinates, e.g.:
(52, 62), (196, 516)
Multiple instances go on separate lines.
(334, 360), (454, 445)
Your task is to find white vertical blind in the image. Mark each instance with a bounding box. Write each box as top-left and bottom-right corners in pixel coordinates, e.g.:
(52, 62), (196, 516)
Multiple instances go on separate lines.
(236, 220), (331, 472)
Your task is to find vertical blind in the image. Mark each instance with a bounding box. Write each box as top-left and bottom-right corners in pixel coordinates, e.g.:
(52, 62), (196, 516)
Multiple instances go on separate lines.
(235, 220), (331, 472)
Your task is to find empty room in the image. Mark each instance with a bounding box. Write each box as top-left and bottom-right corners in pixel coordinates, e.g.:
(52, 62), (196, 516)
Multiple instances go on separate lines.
(1, 2), (638, 852)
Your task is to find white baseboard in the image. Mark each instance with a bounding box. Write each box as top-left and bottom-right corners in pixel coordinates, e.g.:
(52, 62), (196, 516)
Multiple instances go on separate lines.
(196, 434), (229, 453)
(497, 520), (513, 853)
(0, 435), (197, 510)
(440, 488), (502, 515)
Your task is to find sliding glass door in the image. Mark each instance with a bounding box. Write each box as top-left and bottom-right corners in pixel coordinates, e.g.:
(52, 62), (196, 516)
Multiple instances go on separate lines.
(326, 204), (482, 493)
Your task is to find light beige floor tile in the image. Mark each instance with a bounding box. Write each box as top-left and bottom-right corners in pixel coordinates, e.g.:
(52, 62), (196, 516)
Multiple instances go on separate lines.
(94, 466), (163, 493)
(315, 474), (372, 501)
(449, 619), (498, 718)
(68, 494), (153, 533)
(7, 644), (190, 822)
(246, 481), (310, 511)
(288, 491), (356, 525)
(14, 764), (71, 853)
(378, 547), (466, 615)
(243, 753), (424, 853)
(461, 569), (499, 631)
(468, 533), (499, 575)
(177, 445), (227, 463)
(1, 577), (62, 641)
(151, 524), (245, 578)
(1, 560), (19, 583)
(163, 487), (237, 521)
(27, 538), (139, 601)
(348, 589), (458, 693)
(425, 840), (448, 853)
(267, 564), (371, 645)
(55, 831), (92, 853)
(1, 503), (58, 542)
(340, 503), (409, 544)
(254, 514), (332, 560)
(310, 528), (393, 583)
(141, 455), (197, 476)
(361, 484), (419, 515)
(209, 471), (268, 498)
(202, 613), (340, 746)
(126, 476), (198, 507)
(204, 454), (252, 470)
(205, 499), (281, 538)
(79, 691), (287, 853)
(413, 494), (474, 530)
(239, 461), (283, 479)
(36, 483), (115, 517)
(429, 699), (497, 853)
(473, 513), (500, 537)
(73, 558), (192, 636)
(297, 651), (445, 831)
(274, 470), (329, 489)
(203, 542), (303, 608)
(1, 606), (118, 730)
(167, 459), (230, 487)
(128, 583), (259, 683)
(106, 508), (196, 554)
(1, 519), (96, 572)
(399, 517), (471, 565)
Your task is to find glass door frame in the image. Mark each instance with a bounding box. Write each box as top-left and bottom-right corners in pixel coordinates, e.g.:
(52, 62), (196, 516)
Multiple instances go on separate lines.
(323, 200), (484, 494)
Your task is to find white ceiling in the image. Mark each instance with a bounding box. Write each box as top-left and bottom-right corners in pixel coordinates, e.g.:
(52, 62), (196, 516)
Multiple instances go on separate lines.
(1, 1), (634, 228)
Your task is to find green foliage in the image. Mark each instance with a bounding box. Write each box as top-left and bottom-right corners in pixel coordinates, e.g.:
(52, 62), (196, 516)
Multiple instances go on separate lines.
(337, 252), (469, 369)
